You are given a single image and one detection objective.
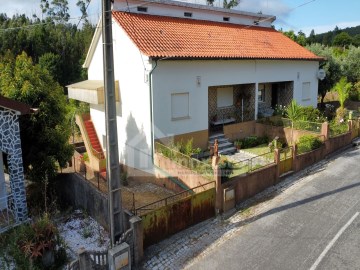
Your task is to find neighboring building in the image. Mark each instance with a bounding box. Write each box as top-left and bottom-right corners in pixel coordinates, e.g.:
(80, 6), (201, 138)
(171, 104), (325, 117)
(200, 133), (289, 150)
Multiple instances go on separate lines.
(67, 0), (322, 176)
(0, 95), (31, 231)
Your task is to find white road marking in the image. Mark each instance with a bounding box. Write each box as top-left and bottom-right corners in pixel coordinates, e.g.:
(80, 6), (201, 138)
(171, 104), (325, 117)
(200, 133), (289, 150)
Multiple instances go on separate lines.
(309, 211), (359, 270)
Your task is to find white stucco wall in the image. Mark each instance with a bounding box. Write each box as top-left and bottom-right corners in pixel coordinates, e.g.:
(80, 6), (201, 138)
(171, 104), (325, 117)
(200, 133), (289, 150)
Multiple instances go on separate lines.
(152, 60), (319, 139)
(113, 0), (273, 27)
(89, 21), (153, 174)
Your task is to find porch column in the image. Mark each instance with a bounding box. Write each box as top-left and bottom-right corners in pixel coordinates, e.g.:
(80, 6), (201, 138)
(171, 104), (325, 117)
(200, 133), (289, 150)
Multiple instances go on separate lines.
(255, 83), (259, 120)
(0, 153), (7, 210)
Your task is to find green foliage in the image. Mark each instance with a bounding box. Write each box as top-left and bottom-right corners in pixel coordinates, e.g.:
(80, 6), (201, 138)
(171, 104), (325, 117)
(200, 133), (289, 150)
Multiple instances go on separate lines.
(297, 135), (323, 154)
(3, 215), (67, 269)
(120, 171), (128, 186)
(333, 32), (353, 47)
(349, 82), (360, 101)
(329, 120), (349, 136)
(298, 106), (326, 122)
(236, 136), (268, 149)
(218, 157), (234, 179)
(333, 77), (352, 108)
(285, 99), (303, 122)
(306, 43), (342, 105)
(0, 52), (73, 182)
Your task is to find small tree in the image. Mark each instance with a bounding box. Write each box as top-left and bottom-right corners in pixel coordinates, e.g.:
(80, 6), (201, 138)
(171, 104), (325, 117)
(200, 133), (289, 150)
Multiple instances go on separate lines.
(334, 77), (352, 109)
(285, 99), (303, 145)
(333, 77), (352, 123)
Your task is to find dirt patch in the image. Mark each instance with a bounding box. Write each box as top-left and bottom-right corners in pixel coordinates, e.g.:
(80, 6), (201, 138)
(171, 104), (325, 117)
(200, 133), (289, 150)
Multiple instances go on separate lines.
(62, 163), (175, 212)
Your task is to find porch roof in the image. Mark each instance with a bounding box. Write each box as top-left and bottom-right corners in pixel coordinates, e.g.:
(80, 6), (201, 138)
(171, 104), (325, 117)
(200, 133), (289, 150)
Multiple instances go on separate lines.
(0, 95), (32, 115)
(67, 80), (120, 104)
(112, 12), (323, 61)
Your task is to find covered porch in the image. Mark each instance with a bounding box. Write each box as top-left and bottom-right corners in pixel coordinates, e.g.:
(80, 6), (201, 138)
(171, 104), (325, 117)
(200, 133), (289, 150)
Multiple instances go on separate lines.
(208, 81), (294, 133)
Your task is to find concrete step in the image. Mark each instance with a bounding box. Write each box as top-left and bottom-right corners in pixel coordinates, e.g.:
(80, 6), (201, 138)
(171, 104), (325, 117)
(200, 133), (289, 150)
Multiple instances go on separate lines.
(209, 133), (225, 140)
(209, 137), (228, 145)
(219, 146), (237, 155)
(217, 141), (234, 150)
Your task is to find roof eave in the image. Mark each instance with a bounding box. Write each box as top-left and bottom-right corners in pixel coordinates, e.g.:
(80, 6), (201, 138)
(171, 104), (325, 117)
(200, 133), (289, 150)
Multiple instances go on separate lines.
(83, 18), (103, 69)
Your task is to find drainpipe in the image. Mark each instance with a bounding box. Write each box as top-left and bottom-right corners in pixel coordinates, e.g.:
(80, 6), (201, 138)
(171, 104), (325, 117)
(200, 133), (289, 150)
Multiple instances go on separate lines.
(149, 59), (158, 164)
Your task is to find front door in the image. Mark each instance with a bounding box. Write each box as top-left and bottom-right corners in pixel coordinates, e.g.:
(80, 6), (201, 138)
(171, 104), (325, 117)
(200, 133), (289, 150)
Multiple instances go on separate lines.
(271, 84), (279, 108)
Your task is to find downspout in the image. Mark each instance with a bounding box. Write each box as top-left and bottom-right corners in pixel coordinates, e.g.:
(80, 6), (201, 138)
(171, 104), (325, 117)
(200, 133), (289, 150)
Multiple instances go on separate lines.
(149, 59), (158, 163)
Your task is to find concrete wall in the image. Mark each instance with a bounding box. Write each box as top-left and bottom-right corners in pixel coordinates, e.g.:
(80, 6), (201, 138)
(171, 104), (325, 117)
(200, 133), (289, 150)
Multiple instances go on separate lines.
(221, 164), (278, 211)
(154, 153), (212, 191)
(56, 173), (110, 231)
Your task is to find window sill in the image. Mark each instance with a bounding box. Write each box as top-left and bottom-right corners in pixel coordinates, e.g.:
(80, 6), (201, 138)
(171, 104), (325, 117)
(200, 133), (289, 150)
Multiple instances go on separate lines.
(171, 116), (190, 121)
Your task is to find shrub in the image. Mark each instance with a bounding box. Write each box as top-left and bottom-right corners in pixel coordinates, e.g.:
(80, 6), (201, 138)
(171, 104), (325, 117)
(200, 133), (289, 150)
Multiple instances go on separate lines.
(298, 106), (326, 122)
(329, 120), (349, 136)
(238, 136), (269, 149)
(297, 135), (323, 154)
(218, 157), (234, 180)
(349, 82), (360, 101)
(6, 215), (67, 269)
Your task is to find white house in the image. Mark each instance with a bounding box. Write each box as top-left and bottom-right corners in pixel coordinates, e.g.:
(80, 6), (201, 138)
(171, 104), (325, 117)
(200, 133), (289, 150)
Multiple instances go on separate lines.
(67, 0), (322, 177)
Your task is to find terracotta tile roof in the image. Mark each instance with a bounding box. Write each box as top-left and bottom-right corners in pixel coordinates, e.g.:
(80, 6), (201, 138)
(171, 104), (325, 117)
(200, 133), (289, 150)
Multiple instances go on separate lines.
(113, 11), (322, 60)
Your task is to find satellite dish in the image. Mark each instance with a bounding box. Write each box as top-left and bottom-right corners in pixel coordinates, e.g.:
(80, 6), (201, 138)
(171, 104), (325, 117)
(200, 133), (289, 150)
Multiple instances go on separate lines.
(317, 69), (326, 80)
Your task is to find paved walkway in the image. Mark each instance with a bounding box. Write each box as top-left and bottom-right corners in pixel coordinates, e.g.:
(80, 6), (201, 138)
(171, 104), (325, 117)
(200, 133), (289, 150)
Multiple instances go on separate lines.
(140, 154), (330, 269)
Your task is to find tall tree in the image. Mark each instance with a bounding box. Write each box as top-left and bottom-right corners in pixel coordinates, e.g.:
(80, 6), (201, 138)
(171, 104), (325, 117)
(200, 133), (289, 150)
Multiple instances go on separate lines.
(306, 43), (342, 107)
(333, 32), (353, 47)
(0, 52), (73, 182)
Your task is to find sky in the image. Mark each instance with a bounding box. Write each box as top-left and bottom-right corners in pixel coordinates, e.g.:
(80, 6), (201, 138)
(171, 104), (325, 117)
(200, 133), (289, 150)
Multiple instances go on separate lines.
(1, 0), (360, 36)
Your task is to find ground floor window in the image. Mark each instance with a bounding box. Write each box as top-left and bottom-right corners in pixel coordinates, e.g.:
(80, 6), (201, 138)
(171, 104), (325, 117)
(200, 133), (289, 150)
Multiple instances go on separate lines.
(171, 92), (189, 120)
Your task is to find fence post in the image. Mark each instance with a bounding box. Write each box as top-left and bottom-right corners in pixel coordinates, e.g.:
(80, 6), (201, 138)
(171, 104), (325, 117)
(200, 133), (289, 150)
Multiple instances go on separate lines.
(292, 144), (297, 172)
(78, 248), (91, 270)
(130, 216), (143, 267)
(212, 156), (222, 214)
(274, 148), (281, 179)
(321, 121), (329, 140)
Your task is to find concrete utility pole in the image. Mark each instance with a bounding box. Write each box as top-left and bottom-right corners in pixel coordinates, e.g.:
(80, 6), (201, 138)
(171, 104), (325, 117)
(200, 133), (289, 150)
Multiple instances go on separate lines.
(102, 0), (123, 247)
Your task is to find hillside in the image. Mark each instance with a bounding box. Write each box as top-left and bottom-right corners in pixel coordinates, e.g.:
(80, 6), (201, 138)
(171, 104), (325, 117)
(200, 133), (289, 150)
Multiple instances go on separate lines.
(313, 25), (360, 45)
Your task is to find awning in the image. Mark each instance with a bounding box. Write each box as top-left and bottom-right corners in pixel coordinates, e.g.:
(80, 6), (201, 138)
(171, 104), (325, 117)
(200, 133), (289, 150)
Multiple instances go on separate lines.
(67, 80), (120, 104)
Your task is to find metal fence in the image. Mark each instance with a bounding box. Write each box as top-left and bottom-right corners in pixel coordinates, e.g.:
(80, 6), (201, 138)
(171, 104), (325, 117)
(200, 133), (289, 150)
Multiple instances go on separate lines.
(0, 192), (17, 234)
(329, 122), (349, 138)
(229, 151), (275, 178)
(296, 134), (325, 155)
(135, 181), (215, 216)
(257, 117), (322, 133)
(155, 142), (213, 180)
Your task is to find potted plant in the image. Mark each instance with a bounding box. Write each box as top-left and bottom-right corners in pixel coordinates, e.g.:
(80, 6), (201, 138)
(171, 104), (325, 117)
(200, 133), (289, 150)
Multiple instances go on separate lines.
(234, 140), (242, 150)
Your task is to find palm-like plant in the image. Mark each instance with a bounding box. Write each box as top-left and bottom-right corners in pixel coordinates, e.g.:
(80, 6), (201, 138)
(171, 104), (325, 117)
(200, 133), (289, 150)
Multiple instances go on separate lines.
(285, 99), (303, 145)
(334, 77), (352, 109)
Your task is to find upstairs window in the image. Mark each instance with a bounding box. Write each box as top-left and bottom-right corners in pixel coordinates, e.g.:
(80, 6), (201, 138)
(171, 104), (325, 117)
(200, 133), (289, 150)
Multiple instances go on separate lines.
(223, 17), (230, 22)
(184, 12), (192, 17)
(137, 6), (148, 12)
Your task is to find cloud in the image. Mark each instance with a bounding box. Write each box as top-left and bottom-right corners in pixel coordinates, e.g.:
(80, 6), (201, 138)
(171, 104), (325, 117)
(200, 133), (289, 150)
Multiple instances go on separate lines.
(0, 0), (40, 17)
(235, 0), (291, 17)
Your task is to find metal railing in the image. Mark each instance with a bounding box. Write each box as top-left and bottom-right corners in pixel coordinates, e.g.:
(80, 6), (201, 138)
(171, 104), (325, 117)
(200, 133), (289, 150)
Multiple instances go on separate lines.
(257, 117), (323, 133)
(329, 122), (349, 138)
(135, 181), (215, 216)
(296, 134), (325, 155)
(229, 150), (275, 178)
(155, 142), (213, 180)
(0, 192), (16, 234)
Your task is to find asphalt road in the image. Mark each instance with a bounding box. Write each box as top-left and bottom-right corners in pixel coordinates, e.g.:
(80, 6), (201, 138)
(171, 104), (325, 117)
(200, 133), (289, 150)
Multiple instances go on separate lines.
(186, 146), (360, 270)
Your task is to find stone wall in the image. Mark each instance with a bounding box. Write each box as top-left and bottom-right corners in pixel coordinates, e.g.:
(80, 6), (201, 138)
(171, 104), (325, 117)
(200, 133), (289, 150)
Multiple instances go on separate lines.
(208, 84), (255, 124)
(0, 108), (27, 221)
